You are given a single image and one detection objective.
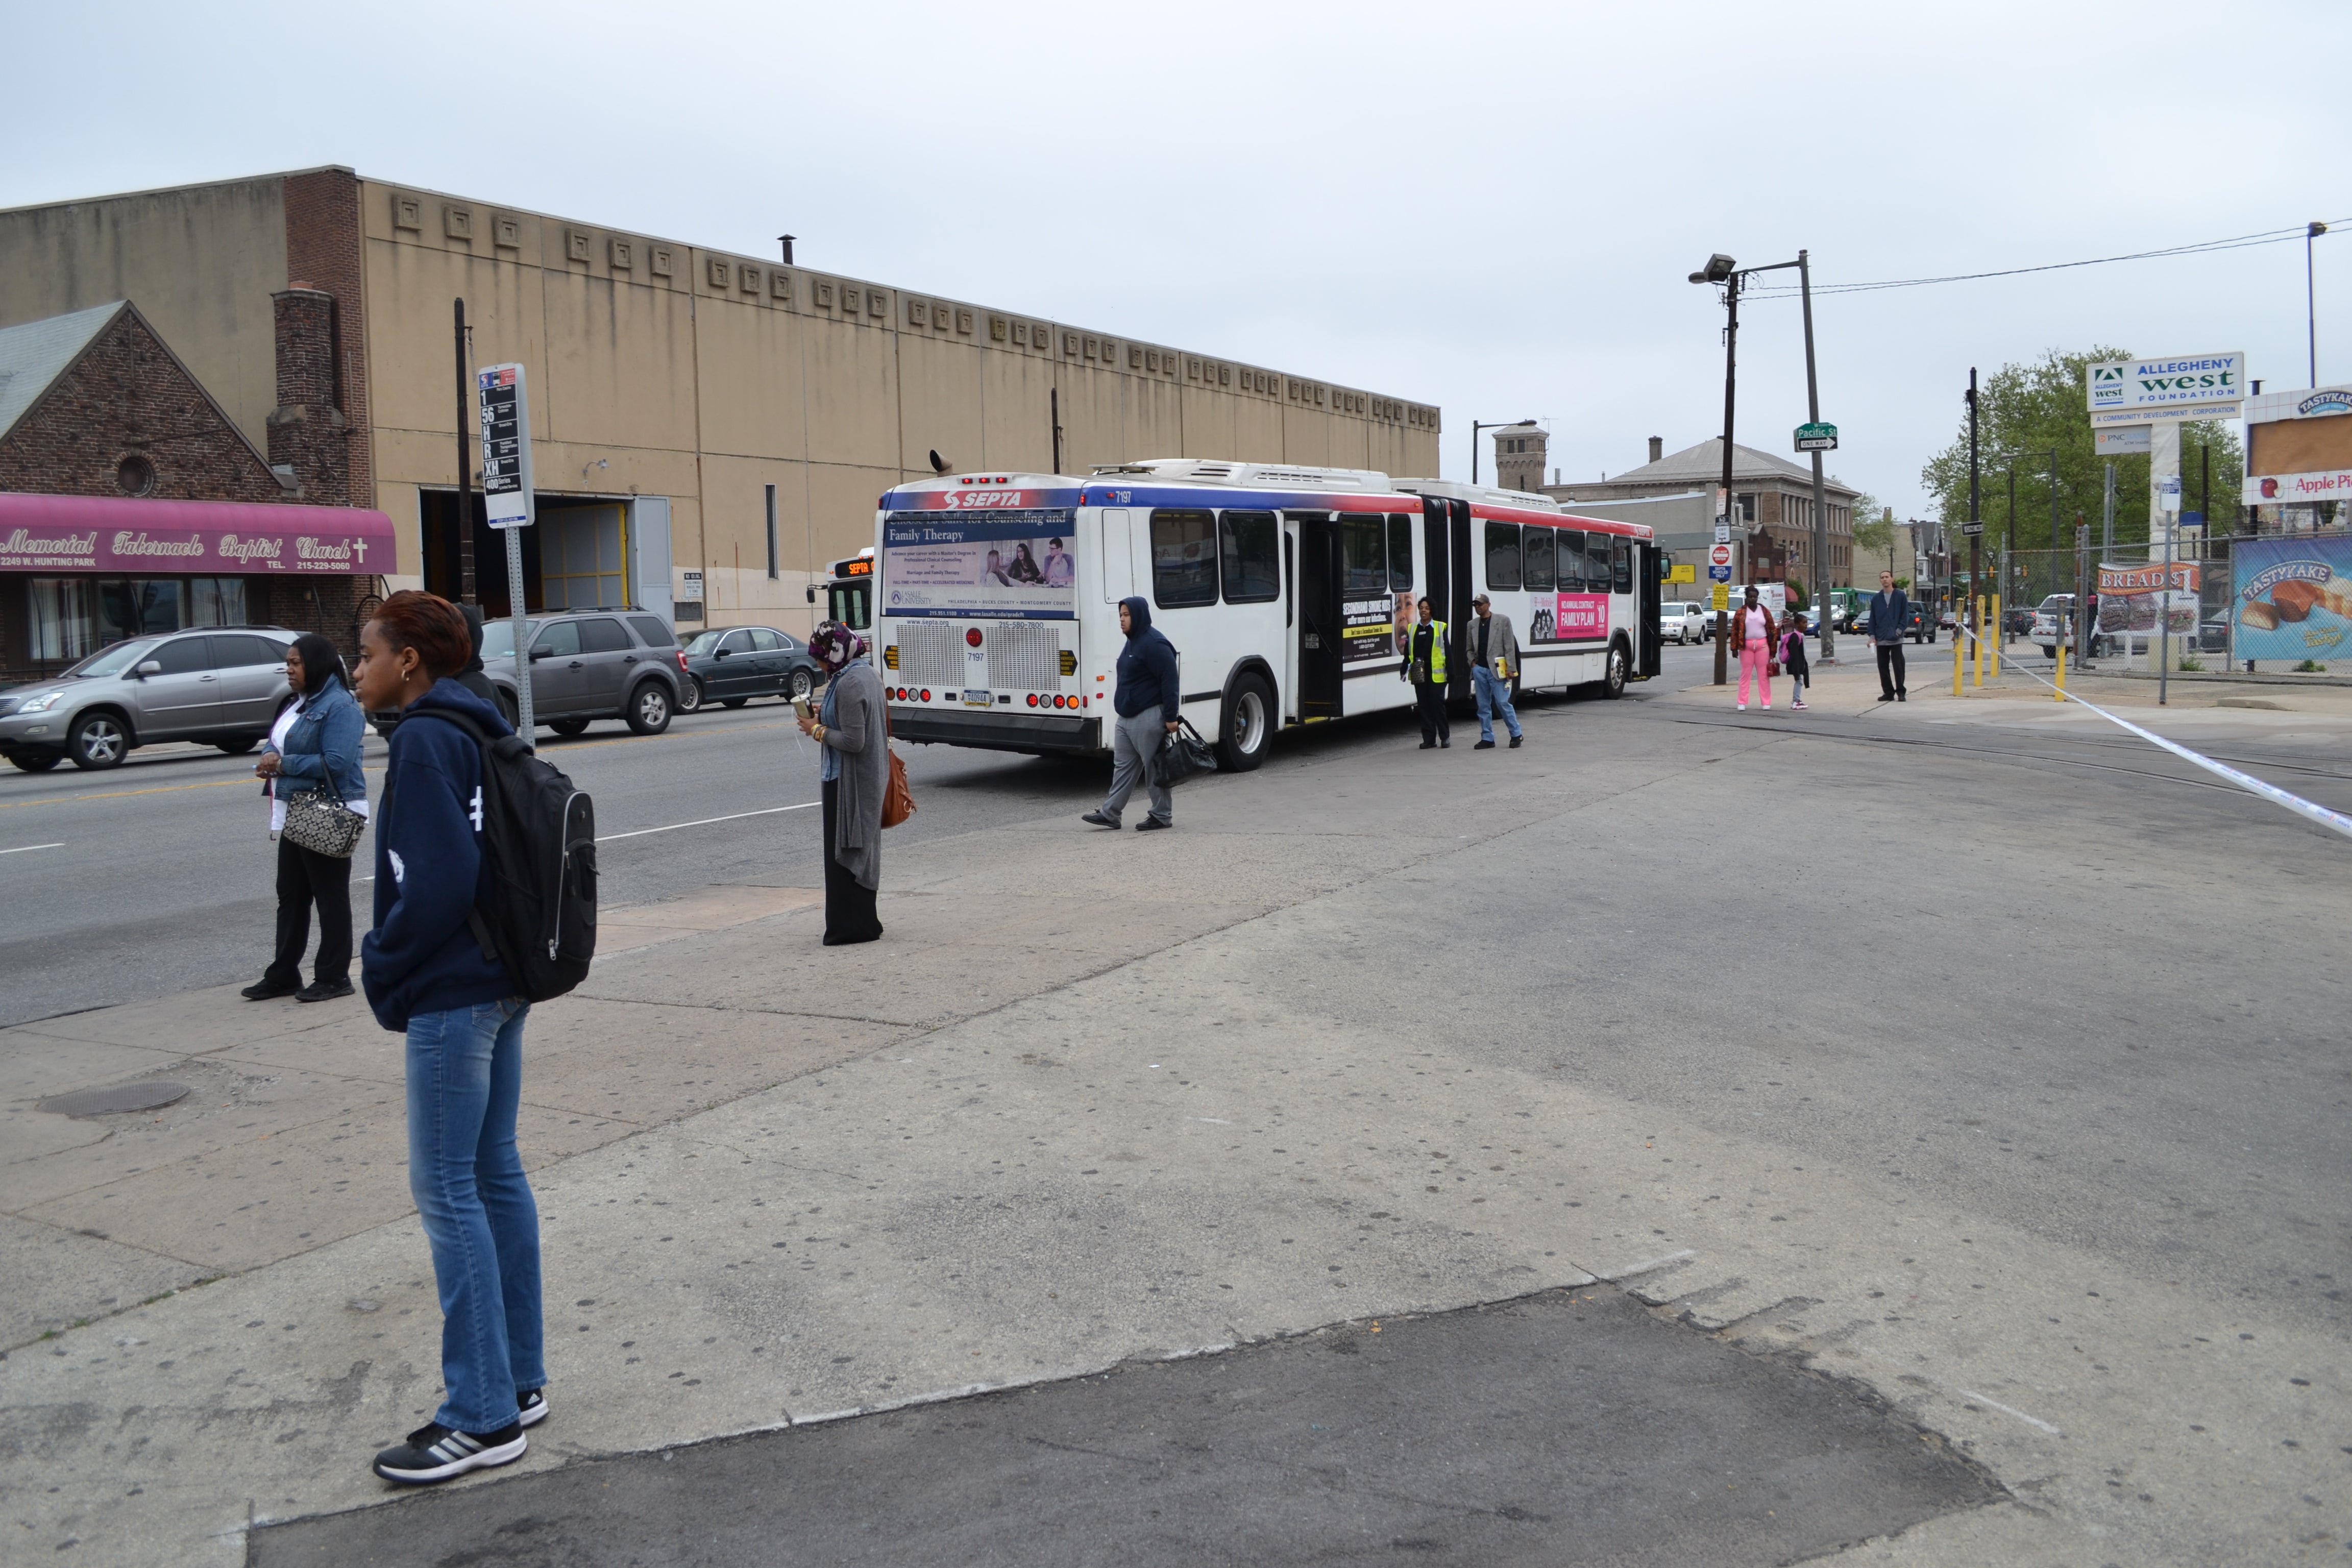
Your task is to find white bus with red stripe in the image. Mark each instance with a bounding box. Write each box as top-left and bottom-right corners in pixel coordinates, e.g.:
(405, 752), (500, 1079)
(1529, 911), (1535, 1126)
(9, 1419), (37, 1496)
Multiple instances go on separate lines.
(872, 460), (1659, 767)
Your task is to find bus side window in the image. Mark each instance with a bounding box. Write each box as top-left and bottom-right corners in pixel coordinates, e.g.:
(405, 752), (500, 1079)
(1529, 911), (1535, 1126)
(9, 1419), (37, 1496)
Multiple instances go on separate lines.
(1484, 522), (1522, 592)
(1386, 513), (1413, 590)
(1219, 511), (1280, 604)
(1586, 532), (1612, 599)
(1556, 530), (1585, 591)
(1150, 509), (1218, 608)
(1099, 509), (1132, 602)
(1340, 513), (1386, 593)
(1523, 525), (1555, 592)
(1612, 536), (1634, 595)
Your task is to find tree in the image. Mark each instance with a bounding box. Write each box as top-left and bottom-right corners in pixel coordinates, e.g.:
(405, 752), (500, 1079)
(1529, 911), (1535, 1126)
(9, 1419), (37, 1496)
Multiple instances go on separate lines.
(1851, 499), (1895, 576)
(1918, 348), (2244, 554)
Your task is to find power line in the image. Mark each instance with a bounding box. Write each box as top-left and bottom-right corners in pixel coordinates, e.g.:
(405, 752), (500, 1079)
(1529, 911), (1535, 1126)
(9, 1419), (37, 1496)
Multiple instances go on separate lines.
(1742, 219), (2350, 300)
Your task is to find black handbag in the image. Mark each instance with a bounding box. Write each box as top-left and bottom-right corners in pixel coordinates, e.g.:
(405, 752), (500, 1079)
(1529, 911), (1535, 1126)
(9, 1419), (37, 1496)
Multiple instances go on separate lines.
(281, 785), (368, 858)
(1148, 718), (1218, 789)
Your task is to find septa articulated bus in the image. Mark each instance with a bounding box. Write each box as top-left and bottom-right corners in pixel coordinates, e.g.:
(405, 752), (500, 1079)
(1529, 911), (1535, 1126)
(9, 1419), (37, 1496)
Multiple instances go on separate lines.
(869, 459), (1661, 768)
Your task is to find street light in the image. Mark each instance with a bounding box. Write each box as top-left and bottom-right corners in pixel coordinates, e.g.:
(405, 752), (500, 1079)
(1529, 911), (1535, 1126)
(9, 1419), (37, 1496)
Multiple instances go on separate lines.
(1689, 249), (1818, 682)
(1471, 419), (1537, 487)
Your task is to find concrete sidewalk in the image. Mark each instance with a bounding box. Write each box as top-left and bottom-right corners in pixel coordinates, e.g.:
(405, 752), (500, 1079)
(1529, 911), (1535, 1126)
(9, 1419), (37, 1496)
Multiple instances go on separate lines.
(4, 690), (2345, 1566)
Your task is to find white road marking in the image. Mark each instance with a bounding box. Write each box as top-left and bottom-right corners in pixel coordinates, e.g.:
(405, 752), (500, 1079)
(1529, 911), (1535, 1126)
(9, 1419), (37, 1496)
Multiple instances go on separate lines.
(597, 802), (820, 843)
(1952, 1387), (2063, 1435)
(0, 842), (64, 855)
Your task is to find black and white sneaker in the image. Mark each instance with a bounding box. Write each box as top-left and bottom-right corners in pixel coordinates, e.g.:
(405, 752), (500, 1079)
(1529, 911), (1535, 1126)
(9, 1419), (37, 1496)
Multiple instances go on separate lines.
(373, 1420), (526, 1484)
(517, 1388), (548, 1429)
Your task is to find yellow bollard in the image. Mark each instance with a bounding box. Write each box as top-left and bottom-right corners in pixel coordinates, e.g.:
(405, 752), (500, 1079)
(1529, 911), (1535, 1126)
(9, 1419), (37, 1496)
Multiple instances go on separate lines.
(1970, 597), (1983, 688)
(1990, 595), (2001, 678)
(1952, 613), (1963, 695)
(2054, 639), (2066, 701)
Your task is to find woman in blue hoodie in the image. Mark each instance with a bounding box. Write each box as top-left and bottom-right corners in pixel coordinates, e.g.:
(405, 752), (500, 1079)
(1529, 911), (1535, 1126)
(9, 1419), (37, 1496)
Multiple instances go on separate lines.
(353, 591), (545, 1486)
(244, 632), (367, 1003)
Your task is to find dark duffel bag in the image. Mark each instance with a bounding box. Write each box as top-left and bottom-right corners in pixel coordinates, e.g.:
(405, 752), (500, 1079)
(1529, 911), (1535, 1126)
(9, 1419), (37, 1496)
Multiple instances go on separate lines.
(1148, 718), (1218, 789)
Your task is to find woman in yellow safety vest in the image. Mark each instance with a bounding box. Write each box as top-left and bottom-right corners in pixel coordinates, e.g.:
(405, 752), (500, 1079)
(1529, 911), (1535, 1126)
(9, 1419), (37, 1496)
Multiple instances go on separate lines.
(1402, 596), (1451, 748)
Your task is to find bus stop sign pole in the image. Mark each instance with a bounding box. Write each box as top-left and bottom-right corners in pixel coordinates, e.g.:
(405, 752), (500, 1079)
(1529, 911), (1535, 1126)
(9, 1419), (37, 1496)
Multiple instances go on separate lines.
(479, 363), (536, 747)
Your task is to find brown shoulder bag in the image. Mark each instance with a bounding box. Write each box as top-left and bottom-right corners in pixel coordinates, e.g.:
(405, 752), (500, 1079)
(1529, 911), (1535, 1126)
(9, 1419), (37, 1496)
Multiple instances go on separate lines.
(881, 702), (915, 828)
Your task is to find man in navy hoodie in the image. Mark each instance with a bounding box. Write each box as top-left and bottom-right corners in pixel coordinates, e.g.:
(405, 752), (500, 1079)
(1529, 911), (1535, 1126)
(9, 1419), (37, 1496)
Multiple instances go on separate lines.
(1082, 595), (1181, 831)
(353, 591), (546, 1486)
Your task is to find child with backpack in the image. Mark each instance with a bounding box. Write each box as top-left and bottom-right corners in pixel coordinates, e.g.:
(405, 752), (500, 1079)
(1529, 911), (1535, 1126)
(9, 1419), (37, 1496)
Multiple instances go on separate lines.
(355, 591), (548, 1486)
(1780, 612), (1812, 710)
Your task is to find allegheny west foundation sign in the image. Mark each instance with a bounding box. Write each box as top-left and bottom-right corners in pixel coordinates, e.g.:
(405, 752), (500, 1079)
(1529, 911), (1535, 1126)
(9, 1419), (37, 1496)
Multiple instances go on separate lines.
(2086, 352), (2244, 428)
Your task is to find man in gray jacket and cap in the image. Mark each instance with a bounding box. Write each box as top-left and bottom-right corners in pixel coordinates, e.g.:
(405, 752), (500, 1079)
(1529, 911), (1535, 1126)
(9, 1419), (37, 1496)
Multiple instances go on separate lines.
(1468, 593), (1523, 749)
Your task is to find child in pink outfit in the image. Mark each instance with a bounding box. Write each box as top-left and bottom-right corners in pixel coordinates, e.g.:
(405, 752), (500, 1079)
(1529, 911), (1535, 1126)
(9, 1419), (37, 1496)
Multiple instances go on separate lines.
(1732, 590), (1776, 710)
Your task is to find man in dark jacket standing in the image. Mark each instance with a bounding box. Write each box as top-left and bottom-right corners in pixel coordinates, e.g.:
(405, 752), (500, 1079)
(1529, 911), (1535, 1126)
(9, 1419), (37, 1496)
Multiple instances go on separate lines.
(1867, 569), (1909, 702)
(1083, 596), (1180, 831)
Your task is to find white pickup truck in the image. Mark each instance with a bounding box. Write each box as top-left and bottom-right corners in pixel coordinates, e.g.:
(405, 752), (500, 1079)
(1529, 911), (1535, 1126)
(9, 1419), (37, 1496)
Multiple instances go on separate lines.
(1658, 600), (1709, 644)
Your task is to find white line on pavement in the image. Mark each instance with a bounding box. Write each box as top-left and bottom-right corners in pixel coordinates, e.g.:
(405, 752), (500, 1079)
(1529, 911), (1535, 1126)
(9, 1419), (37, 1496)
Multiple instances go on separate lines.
(0, 842), (64, 855)
(1953, 1387), (2063, 1436)
(597, 801), (820, 843)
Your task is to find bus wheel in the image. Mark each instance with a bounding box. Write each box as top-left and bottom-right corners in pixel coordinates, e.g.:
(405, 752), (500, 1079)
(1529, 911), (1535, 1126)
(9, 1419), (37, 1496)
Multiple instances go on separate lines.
(1217, 673), (1273, 772)
(1602, 643), (1629, 699)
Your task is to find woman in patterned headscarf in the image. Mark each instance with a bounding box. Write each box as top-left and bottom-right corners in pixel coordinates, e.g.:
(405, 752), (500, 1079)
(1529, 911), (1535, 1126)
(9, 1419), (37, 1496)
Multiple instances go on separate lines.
(796, 623), (887, 944)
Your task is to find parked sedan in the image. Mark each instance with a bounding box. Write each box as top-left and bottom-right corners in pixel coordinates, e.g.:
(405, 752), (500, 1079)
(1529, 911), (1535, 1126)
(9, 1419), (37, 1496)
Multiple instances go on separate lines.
(678, 625), (823, 713)
(0, 626), (298, 771)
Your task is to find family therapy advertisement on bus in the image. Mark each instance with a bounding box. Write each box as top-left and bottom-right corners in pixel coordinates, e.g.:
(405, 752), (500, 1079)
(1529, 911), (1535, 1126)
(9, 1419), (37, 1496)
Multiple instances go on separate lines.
(881, 510), (1077, 619)
(1532, 594), (1610, 643)
(2230, 535), (2352, 661)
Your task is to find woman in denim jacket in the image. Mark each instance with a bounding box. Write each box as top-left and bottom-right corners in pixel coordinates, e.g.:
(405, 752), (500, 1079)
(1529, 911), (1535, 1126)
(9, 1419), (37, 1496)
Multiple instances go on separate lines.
(243, 632), (369, 1003)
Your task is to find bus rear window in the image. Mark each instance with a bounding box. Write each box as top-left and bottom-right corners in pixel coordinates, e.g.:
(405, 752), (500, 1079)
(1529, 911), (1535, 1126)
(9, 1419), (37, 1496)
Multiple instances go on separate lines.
(1386, 513), (1414, 590)
(1150, 510), (1218, 608)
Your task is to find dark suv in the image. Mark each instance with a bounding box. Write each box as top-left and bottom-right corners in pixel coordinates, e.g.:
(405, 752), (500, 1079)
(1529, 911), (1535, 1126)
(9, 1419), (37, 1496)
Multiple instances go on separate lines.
(0, 626), (298, 771)
(472, 610), (686, 737)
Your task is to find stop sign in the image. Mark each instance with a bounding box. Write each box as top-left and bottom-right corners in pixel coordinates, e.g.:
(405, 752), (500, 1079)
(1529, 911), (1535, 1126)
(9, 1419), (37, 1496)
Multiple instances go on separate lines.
(1709, 543), (1733, 568)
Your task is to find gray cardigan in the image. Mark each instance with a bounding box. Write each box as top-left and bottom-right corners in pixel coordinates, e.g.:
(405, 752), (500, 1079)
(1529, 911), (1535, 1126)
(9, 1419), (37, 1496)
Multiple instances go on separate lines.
(818, 662), (888, 891)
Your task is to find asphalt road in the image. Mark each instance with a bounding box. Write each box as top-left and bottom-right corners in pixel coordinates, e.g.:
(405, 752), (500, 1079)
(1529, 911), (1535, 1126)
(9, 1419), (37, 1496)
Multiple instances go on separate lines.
(0, 692), (1121, 1027)
(254, 1287), (1999, 1568)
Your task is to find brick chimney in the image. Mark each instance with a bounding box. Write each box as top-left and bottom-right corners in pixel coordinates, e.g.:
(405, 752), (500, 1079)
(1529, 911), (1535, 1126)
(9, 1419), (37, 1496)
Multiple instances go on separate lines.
(266, 286), (350, 503)
(1648, 435), (1663, 464)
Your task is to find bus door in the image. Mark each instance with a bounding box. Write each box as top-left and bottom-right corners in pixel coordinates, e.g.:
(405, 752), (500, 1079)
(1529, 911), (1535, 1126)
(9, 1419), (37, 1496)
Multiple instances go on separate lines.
(1290, 510), (1343, 718)
(1637, 542), (1663, 677)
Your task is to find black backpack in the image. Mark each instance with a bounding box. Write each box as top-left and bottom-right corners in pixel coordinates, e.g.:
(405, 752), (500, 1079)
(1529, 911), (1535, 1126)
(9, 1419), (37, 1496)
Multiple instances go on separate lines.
(409, 709), (597, 1002)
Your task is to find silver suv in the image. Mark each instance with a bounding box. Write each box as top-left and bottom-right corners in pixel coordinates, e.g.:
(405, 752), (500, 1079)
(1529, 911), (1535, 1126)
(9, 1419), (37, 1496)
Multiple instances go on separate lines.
(0, 627), (299, 772)
(396, 609), (685, 739)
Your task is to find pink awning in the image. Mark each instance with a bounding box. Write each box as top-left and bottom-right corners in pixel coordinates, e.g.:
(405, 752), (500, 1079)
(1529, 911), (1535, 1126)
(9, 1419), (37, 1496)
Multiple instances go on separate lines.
(0, 491), (395, 575)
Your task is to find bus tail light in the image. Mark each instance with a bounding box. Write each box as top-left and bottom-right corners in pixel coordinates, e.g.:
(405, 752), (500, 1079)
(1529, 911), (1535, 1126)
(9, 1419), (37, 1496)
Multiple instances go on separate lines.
(965, 627), (984, 648)
(920, 689), (932, 702)
(1026, 693), (1038, 707)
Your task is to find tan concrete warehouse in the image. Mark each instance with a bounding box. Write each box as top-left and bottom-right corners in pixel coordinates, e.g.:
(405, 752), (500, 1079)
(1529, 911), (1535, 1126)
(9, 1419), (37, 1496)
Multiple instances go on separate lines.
(0, 167), (1441, 633)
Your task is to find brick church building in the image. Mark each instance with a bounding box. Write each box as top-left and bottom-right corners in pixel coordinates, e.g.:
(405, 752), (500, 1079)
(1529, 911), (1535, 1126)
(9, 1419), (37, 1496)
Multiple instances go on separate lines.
(0, 291), (390, 678)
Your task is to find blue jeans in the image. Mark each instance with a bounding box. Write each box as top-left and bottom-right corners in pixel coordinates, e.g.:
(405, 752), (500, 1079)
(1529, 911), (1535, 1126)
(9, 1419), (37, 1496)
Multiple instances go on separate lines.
(406, 996), (542, 1433)
(1472, 664), (1520, 742)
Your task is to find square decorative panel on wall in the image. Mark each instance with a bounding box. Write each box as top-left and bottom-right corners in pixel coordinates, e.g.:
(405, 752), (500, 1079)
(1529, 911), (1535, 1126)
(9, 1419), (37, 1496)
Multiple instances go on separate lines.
(443, 205), (473, 241)
(493, 216), (522, 249)
(608, 238), (632, 270)
(568, 230), (592, 263)
(393, 195), (423, 232)
(649, 246), (674, 277)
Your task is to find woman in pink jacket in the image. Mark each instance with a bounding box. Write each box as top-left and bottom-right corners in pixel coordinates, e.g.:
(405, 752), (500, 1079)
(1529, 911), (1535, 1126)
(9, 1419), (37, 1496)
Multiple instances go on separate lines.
(1732, 586), (1777, 710)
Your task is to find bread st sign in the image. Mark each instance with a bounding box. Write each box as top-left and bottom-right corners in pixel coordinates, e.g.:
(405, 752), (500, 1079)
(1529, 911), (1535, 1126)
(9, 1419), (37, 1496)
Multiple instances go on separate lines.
(2086, 351), (2245, 428)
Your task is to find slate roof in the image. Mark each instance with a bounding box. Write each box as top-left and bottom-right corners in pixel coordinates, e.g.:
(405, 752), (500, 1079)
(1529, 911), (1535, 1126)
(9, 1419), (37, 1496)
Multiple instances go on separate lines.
(1587, 437), (1856, 498)
(0, 301), (126, 440)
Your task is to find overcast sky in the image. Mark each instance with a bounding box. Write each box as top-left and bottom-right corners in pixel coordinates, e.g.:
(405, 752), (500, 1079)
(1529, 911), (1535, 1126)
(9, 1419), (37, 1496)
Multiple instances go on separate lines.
(7, 0), (2343, 518)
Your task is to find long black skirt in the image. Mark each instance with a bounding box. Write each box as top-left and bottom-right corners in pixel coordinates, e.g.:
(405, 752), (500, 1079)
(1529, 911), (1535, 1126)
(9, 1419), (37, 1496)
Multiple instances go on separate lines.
(821, 776), (883, 946)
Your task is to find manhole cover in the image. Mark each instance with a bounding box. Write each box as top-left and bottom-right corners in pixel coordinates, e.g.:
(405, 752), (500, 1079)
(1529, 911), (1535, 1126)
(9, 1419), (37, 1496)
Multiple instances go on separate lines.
(37, 1082), (190, 1117)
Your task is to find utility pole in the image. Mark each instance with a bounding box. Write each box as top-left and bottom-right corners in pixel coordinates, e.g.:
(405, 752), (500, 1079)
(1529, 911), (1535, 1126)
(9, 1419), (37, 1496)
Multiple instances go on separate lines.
(1713, 269), (1741, 685)
(2312, 222), (2329, 387)
(1050, 387), (1063, 474)
(454, 299), (476, 604)
(1799, 251), (1835, 663)
(1967, 369), (1982, 678)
